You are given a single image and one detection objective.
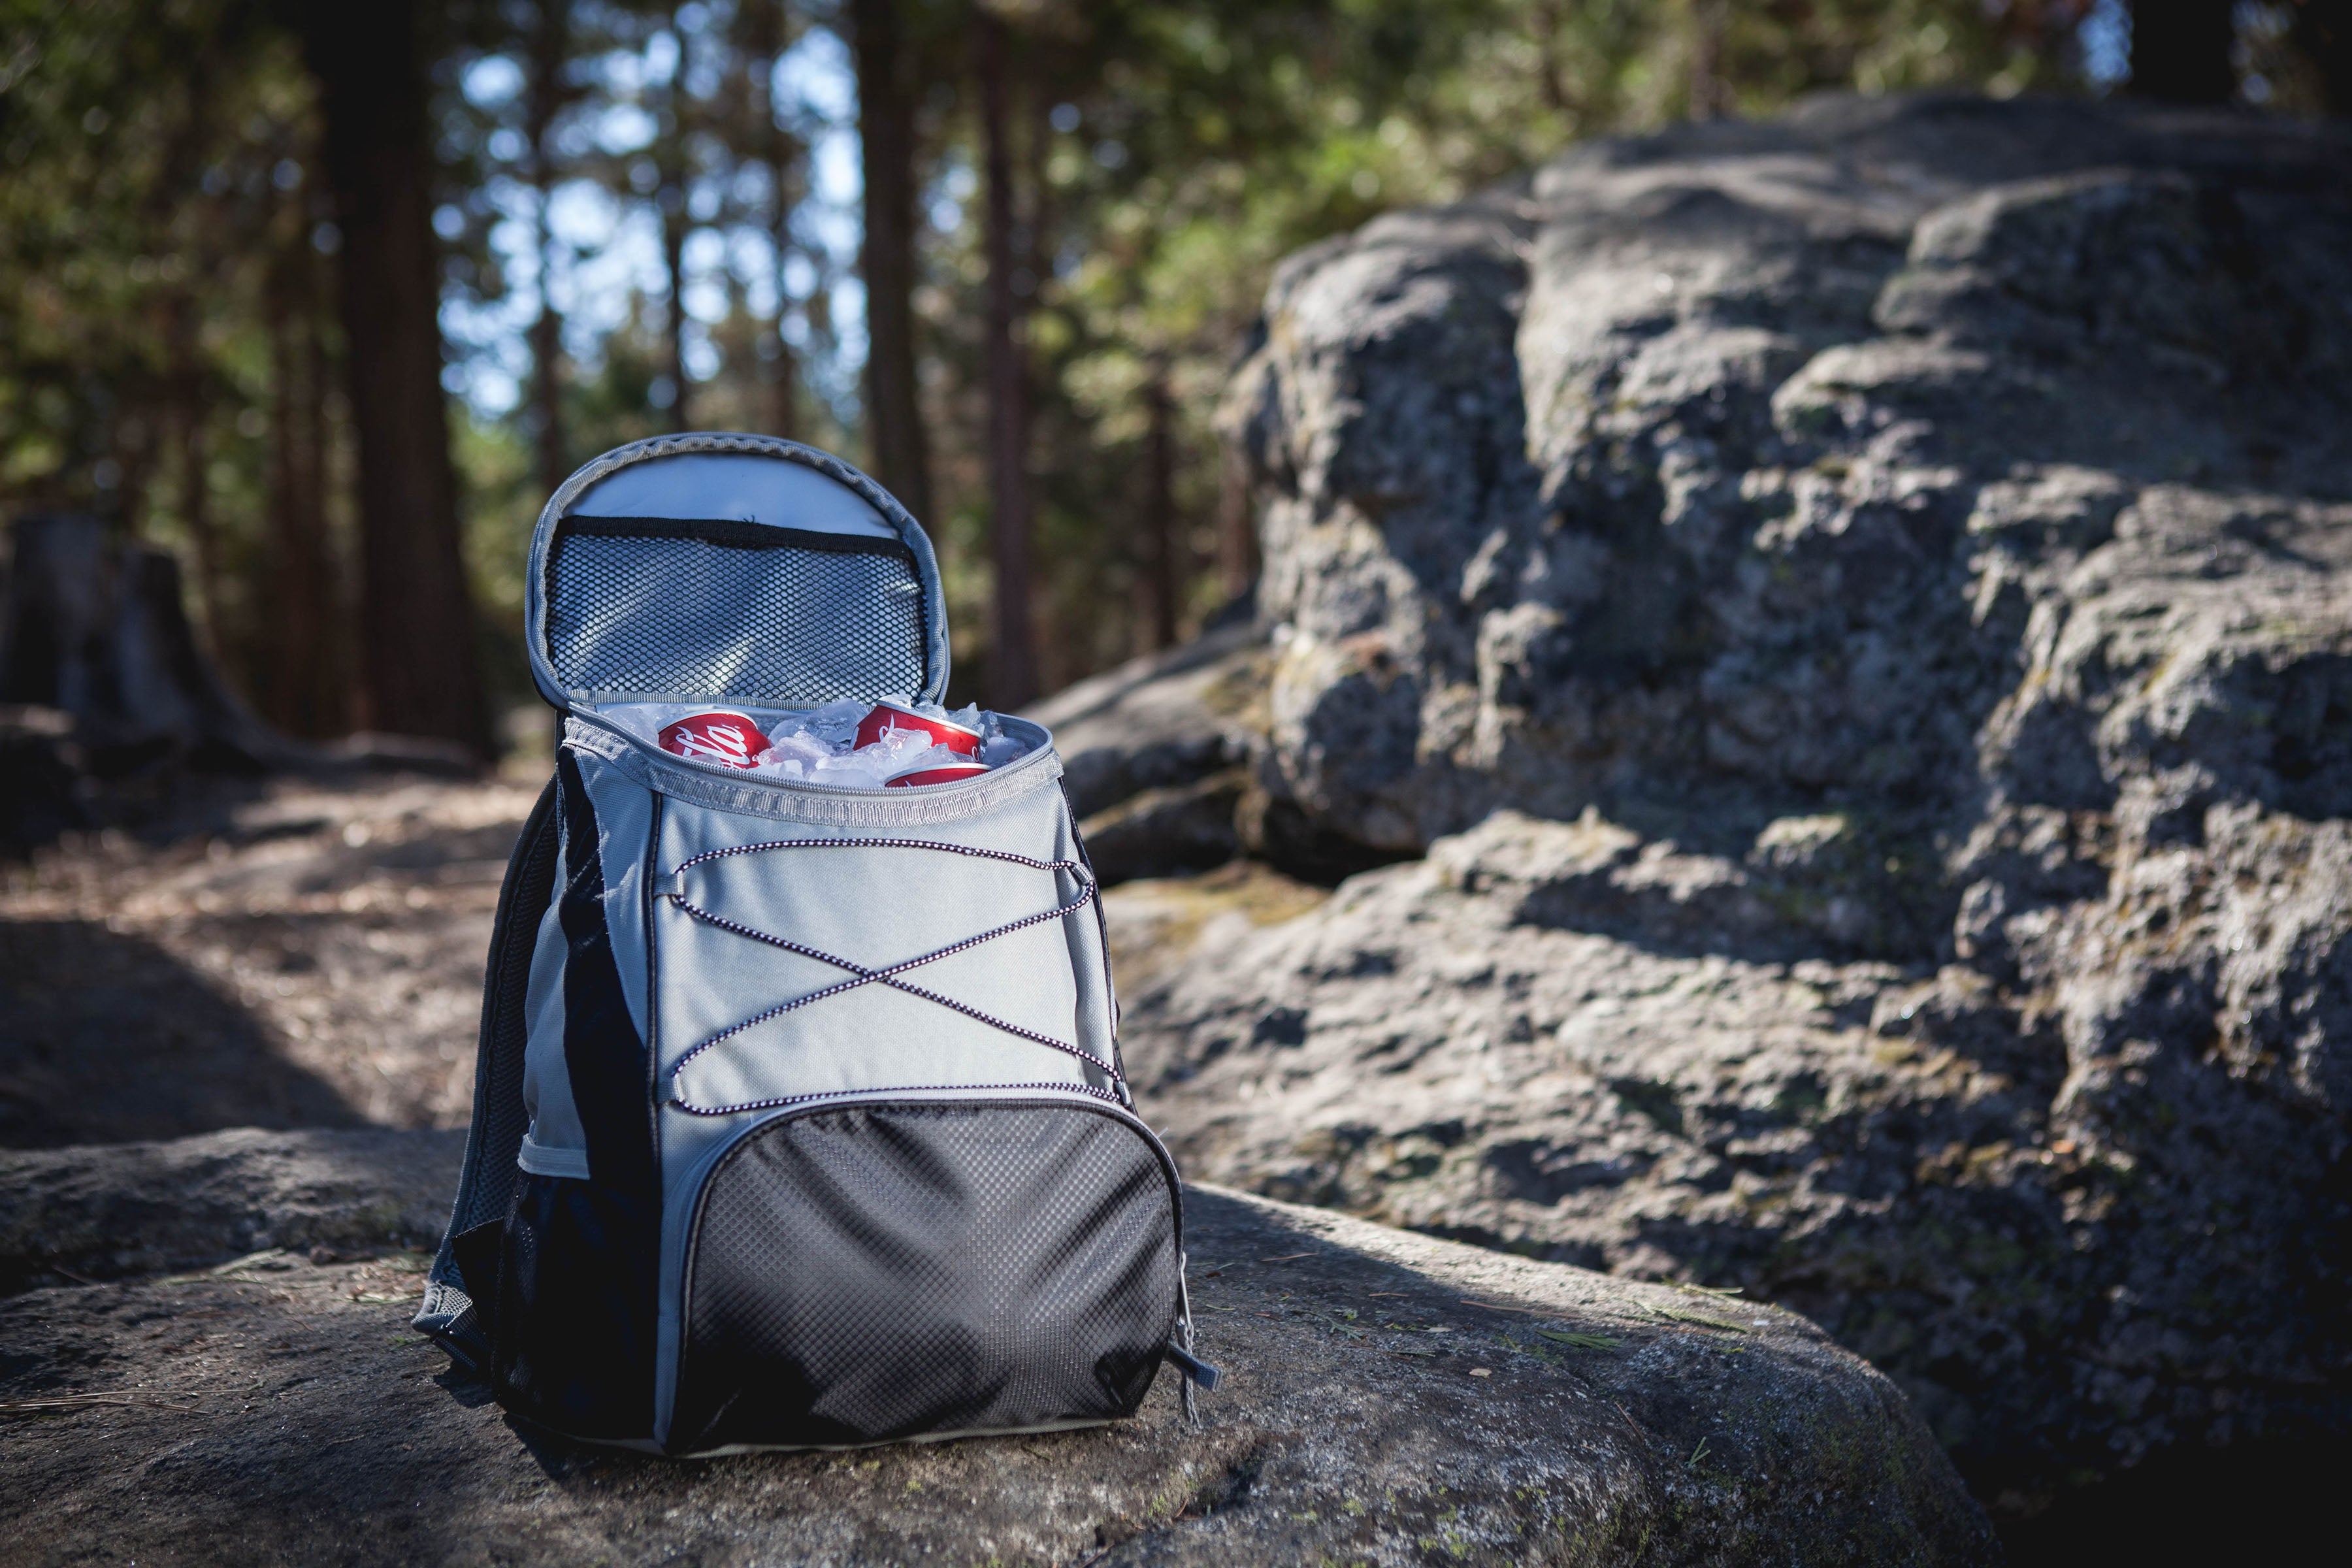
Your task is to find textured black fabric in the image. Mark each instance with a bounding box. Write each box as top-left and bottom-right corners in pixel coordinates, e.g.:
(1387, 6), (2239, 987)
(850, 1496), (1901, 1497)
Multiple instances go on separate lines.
(451, 776), (560, 1243)
(487, 755), (662, 1441)
(670, 1102), (1180, 1452)
(495, 1173), (661, 1439)
(448, 1221), (505, 1341)
(544, 516), (927, 704)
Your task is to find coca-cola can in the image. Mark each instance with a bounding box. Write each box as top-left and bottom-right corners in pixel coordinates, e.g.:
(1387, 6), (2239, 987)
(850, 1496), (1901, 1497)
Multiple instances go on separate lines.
(885, 760), (991, 789)
(855, 699), (981, 757)
(657, 710), (771, 769)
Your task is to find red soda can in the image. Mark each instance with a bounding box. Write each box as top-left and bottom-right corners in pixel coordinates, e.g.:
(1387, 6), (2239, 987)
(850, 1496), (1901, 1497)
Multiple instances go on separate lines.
(657, 710), (771, 769)
(855, 699), (982, 757)
(885, 760), (990, 789)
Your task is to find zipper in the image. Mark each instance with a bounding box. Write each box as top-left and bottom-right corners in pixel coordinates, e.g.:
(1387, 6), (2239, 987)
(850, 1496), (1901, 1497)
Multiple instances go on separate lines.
(666, 1077), (1129, 1120)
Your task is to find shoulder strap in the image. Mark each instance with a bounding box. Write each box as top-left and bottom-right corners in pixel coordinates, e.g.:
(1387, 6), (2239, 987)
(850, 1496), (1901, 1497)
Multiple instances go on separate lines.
(415, 772), (563, 1366)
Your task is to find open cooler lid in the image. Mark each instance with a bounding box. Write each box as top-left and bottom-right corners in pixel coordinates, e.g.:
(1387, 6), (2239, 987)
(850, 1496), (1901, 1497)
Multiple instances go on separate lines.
(524, 434), (951, 712)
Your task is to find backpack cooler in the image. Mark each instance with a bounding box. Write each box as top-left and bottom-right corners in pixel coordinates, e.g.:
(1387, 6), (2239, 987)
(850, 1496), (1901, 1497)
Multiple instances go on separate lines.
(416, 433), (1213, 1453)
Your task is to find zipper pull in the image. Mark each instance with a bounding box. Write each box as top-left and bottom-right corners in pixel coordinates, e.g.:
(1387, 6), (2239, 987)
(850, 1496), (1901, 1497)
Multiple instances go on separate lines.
(1164, 1337), (1221, 1392)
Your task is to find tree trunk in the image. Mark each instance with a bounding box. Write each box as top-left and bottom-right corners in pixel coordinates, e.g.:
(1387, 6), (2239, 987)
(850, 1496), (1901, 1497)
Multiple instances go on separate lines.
(657, 8), (693, 431)
(852, 0), (932, 522)
(302, 2), (491, 759)
(1532, 2), (1574, 116)
(0, 515), (284, 766)
(2127, 0), (2238, 103)
(1135, 367), (1179, 654)
(168, 295), (221, 646)
(662, 188), (692, 430)
(2291, 0), (2351, 114)
(749, 0), (800, 440)
(263, 238), (342, 738)
(528, 0), (571, 499)
(1687, 0), (1731, 120)
(976, 8), (1036, 708)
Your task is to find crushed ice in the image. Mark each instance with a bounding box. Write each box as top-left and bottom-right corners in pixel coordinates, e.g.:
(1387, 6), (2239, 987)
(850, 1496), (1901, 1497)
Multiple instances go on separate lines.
(598, 696), (1028, 789)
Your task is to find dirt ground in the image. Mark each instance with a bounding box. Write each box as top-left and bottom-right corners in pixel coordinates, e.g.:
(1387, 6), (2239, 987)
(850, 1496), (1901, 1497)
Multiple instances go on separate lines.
(1, 772), (542, 1146)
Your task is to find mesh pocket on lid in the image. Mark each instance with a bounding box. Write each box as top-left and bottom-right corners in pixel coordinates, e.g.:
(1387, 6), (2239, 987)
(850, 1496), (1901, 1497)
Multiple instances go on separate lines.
(545, 517), (928, 705)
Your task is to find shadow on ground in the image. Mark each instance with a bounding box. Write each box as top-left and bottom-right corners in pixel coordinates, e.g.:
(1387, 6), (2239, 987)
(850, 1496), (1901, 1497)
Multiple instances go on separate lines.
(0, 918), (361, 1147)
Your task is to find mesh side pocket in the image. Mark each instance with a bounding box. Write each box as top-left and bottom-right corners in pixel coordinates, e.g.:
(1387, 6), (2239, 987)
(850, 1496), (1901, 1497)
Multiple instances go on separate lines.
(546, 517), (928, 704)
(670, 1101), (1180, 1452)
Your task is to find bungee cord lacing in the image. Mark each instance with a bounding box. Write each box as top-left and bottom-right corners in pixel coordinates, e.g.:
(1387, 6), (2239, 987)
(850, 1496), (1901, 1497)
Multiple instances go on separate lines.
(660, 836), (1126, 1117)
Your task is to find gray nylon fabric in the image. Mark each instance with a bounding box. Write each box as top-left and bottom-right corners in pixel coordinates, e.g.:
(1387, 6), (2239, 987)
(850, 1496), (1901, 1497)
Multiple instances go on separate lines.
(525, 435), (952, 711)
(570, 451), (899, 539)
(519, 810), (587, 1175)
(652, 771), (1109, 1121)
(638, 727), (1115, 1446)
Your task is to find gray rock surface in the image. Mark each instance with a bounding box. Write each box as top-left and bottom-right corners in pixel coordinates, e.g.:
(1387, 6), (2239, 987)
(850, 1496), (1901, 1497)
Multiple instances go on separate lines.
(1024, 621), (1266, 821)
(1167, 93), (2352, 1509)
(0, 1128), (1993, 1566)
(1223, 95), (2352, 857)
(0, 1126), (464, 1293)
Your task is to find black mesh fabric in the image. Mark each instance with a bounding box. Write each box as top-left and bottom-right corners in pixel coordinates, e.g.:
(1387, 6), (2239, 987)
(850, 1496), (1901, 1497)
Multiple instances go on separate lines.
(670, 1101), (1179, 1452)
(452, 779), (560, 1240)
(495, 1171), (665, 1440)
(544, 517), (927, 704)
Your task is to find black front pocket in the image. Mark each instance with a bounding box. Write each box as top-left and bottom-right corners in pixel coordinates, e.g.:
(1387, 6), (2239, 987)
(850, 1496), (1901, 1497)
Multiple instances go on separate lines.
(670, 1100), (1181, 1453)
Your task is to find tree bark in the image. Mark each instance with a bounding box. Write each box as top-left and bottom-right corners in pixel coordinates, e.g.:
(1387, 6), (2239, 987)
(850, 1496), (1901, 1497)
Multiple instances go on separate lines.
(976, 8), (1036, 708)
(1135, 367), (1179, 653)
(1686, 0), (1731, 120)
(2292, 0), (2351, 114)
(302, 1), (491, 758)
(167, 295), (221, 646)
(1531, 2), (1574, 116)
(2127, 0), (2238, 103)
(749, 0), (800, 440)
(527, 0), (571, 498)
(851, 0), (932, 522)
(661, 185), (692, 430)
(263, 236), (342, 738)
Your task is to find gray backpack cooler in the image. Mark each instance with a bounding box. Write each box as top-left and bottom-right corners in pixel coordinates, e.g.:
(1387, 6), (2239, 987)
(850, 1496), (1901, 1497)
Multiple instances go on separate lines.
(416, 434), (1212, 1453)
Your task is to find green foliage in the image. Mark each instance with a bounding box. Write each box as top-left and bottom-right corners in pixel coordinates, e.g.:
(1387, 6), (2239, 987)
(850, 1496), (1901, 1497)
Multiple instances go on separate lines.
(0, 0), (351, 712)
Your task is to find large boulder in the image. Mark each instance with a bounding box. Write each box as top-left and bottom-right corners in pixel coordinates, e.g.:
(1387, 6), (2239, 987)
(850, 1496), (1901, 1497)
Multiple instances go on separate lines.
(0, 1128), (1993, 1565)
(1223, 95), (2352, 857)
(1160, 93), (2352, 1511)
